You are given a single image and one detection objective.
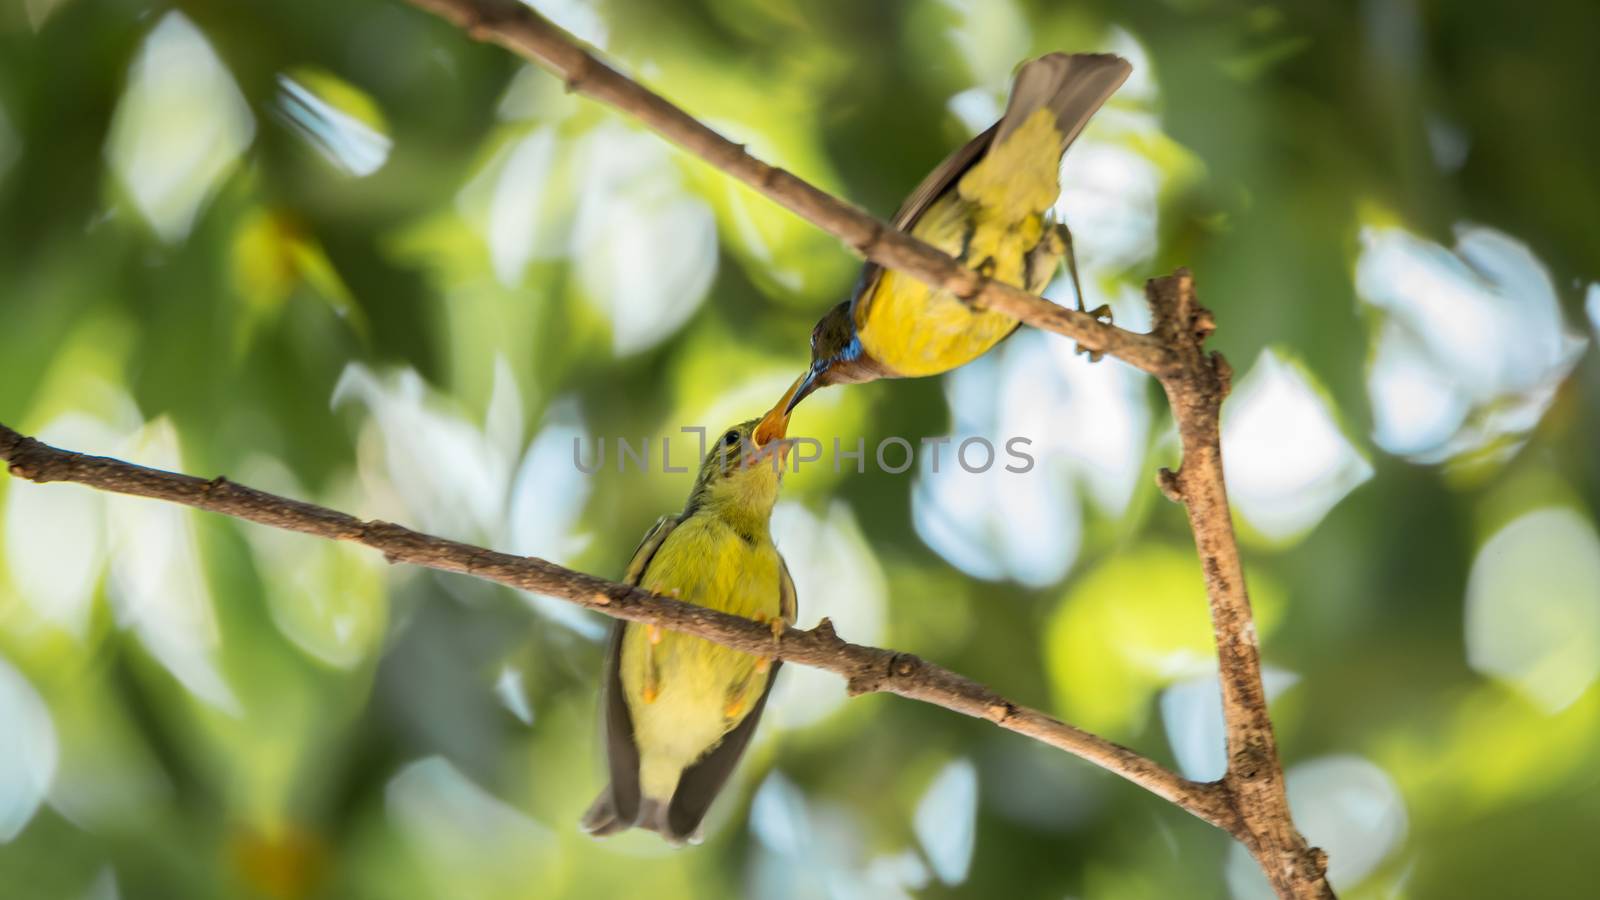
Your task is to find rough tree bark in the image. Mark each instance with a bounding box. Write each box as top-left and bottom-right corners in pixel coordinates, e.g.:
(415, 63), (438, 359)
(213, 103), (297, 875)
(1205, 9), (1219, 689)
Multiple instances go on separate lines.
(1, 1), (1335, 896)
(0, 419), (1228, 827)
(399, 2), (1332, 893)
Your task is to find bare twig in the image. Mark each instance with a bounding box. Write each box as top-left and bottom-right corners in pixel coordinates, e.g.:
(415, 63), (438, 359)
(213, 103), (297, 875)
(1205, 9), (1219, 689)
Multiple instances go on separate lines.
(401, 0), (1173, 376)
(0, 422), (1230, 829)
(1149, 272), (1331, 898)
(396, 3), (1333, 896)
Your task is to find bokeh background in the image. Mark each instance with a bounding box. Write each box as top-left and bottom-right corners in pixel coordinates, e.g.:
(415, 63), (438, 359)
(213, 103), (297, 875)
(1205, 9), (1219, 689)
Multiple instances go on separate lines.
(2, 0), (1598, 897)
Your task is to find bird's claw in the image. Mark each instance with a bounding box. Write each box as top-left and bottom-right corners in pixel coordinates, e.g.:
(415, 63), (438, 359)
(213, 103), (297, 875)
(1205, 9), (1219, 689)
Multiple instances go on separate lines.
(753, 614), (783, 674)
(1072, 304), (1112, 362)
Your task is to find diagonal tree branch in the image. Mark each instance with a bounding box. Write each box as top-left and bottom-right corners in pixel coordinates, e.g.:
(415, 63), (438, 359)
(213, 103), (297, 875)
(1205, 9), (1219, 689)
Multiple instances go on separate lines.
(395, 3), (1333, 897)
(402, 0), (1174, 376)
(0, 421), (1232, 829)
(1148, 274), (1331, 896)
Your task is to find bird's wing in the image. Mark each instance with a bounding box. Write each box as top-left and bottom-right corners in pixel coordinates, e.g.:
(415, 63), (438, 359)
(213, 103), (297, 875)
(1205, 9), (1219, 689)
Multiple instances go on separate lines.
(597, 514), (678, 828)
(890, 123), (1000, 233)
(664, 667), (780, 841)
(851, 53), (1129, 331)
(662, 549), (796, 842)
(850, 123), (997, 328)
(778, 554), (798, 625)
(623, 515), (678, 585)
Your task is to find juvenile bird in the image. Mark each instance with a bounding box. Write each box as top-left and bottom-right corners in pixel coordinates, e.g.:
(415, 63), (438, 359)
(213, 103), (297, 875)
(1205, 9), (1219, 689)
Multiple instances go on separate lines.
(756, 52), (1131, 441)
(580, 418), (794, 844)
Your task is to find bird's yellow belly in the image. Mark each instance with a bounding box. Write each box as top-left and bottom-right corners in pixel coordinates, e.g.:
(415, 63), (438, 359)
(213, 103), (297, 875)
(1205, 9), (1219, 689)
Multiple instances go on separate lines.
(857, 271), (1021, 377)
(619, 520), (781, 800)
(856, 192), (1060, 378)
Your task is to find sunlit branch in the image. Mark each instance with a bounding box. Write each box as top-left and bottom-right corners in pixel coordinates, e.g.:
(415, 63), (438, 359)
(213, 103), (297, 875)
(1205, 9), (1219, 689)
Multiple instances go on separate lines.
(401, 0), (1173, 376)
(1147, 273), (1332, 897)
(0, 421), (1231, 830)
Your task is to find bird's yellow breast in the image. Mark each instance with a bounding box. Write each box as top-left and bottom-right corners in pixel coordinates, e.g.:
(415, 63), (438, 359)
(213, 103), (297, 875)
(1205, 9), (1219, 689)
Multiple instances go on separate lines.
(856, 108), (1066, 377)
(619, 516), (782, 799)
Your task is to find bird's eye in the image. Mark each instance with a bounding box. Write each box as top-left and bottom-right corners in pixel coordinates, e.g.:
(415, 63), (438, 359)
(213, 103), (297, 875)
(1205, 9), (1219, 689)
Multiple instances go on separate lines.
(720, 430), (741, 448)
(810, 322), (824, 350)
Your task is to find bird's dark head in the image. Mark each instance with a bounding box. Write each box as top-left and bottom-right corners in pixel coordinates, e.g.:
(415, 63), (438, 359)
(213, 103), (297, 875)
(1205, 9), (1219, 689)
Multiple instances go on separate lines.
(808, 301), (858, 370)
(754, 301), (881, 446)
(789, 302), (865, 409)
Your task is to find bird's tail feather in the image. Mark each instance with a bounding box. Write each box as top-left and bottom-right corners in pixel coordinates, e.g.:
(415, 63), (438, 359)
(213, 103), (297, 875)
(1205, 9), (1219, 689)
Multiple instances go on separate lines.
(579, 791), (698, 846)
(637, 798), (698, 846)
(995, 52), (1132, 153)
(579, 787), (633, 837)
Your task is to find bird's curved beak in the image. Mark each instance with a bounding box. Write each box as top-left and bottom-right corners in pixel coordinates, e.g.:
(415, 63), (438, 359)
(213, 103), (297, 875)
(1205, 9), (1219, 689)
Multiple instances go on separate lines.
(754, 362), (824, 449)
(784, 361), (826, 417)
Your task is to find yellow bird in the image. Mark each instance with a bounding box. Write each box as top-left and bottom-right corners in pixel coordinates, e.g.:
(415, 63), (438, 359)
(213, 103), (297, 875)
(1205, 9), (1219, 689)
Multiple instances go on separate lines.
(581, 418), (795, 844)
(759, 52), (1130, 437)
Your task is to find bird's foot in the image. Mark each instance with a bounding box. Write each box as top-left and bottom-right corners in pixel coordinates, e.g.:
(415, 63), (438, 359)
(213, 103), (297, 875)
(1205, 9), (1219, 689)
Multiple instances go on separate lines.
(751, 613), (784, 674)
(1052, 221), (1089, 315)
(1074, 304), (1113, 362)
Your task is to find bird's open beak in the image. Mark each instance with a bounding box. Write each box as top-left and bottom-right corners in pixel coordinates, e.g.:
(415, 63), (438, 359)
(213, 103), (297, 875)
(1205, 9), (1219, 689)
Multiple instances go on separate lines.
(754, 361), (824, 452)
(750, 407), (790, 470)
(752, 403), (789, 451)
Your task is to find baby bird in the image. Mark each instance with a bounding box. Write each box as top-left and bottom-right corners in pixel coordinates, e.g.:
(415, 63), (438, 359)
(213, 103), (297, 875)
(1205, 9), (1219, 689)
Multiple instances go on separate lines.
(580, 418), (795, 844)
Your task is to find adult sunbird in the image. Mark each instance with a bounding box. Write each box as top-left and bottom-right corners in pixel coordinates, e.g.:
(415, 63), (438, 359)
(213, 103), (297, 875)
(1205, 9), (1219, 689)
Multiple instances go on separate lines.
(756, 52), (1130, 442)
(581, 418), (795, 844)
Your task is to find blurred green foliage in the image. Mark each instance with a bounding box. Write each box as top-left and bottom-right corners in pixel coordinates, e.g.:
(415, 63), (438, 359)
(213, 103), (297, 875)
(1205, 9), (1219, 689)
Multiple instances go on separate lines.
(1, 1), (1598, 898)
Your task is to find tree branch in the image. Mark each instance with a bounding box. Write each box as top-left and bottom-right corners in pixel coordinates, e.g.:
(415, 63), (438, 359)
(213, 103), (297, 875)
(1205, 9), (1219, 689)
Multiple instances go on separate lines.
(1149, 272), (1332, 898)
(393, 2), (1333, 895)
(401, 0), (1173, 376)
(0, 422), (1230, 829)
(1, 1), (1333, 894)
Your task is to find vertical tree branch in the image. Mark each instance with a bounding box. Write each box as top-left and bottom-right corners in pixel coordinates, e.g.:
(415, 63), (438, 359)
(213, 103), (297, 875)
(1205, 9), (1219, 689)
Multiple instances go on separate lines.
(1151, 272), (1332, 898)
